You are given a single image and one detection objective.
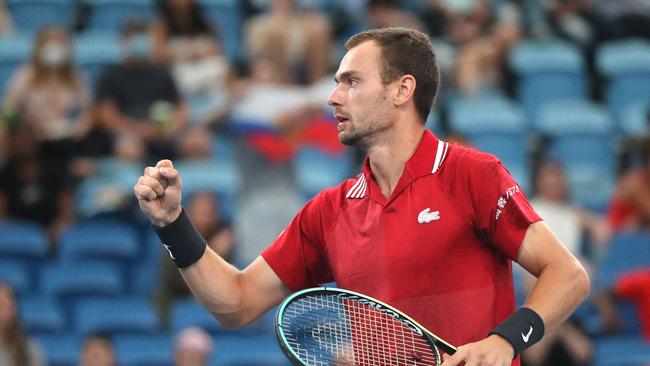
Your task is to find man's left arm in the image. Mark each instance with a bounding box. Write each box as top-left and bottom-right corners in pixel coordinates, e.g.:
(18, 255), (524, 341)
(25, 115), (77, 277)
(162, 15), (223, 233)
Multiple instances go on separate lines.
(515, 221), (590, 331)
(443, 221), (590, 366)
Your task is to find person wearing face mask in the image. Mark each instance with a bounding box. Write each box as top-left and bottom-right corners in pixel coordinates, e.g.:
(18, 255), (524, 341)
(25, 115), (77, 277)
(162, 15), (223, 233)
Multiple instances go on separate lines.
(151, 0), (232, 129)
(1, 26), (91, 149)
(0, 27), (87, 245)
(95, 19), (188, 164)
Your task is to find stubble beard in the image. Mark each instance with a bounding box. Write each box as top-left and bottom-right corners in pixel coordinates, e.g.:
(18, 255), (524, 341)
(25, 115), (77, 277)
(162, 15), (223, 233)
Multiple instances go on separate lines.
(339, 91), (391, 150)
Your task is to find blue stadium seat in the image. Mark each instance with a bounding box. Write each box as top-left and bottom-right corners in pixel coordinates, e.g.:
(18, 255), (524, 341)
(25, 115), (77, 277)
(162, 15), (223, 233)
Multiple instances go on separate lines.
(212, 133), (237, 163)
(36, 334), (81, 366)
(131, 233), (163, 296)
(73, 32), (121, 89)
(75, 297), (160, 336)
(561, 163), (616, 212)
(595, 231), (650, 290)
(536, 101), (613, 136)
(544, 135), (616, 211)
(0, 34), (32, 98)
(74, 158), (142, 217)
(0, 220), (48, 265)
(294, 146), (353, 200)
(538, 101), (616, 209)
(596, 39), (650, 122)
(176, 158), (242, 198)
(199, 0), (242, 60)
(20, 295), (65, 335)
(85, 0), (154, 32)
(448, 95), (527, 135)
(8, 0), (75, 33)
(171, 298), (225, 334)
(0, 259), (31, 294)
(594, 336), (650, 366)
(620, 100), (649, 137)
(58, 219), (139, 263)
(41, 262), (124, 301)
(172, 299), (275, 336)
(211, 334), (290, 366)
(510, 40), (586, 119)
(114, 334), (174, 366)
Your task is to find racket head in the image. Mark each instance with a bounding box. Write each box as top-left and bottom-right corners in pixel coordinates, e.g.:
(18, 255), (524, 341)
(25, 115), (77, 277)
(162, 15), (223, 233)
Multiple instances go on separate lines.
(275, 287), (450, 366)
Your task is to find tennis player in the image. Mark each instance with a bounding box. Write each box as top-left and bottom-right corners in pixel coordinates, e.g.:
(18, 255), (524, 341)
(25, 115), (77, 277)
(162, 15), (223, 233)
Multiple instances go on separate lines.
(135, 27), (589, 366)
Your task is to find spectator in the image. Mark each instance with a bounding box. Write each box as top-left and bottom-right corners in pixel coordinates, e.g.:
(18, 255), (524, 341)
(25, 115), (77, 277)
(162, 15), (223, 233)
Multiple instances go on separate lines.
(174, 327), (213, 366)
(593, 0), (650, 41)
(151, 0), (233, 128)
(154, 191), (233, 325)
(520, 161), (602, 366)
(530, 0), (595, 46)
(0, 124), (74, 248)
(95, 19), (188, 164)
(0, 282), (44, 366)
(2, 26), (92, 168)
(245, 0), (332, 85)
(366, 0), (426, 32)
(608, 140), (650, 232)
(79, 333), (115, 366)
(422, 0), (522, 95)
(530, 160), (610, 263)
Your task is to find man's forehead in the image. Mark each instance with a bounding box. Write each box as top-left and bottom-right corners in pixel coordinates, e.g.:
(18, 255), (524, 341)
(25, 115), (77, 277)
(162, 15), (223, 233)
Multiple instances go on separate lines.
(336, 41), (380, 77)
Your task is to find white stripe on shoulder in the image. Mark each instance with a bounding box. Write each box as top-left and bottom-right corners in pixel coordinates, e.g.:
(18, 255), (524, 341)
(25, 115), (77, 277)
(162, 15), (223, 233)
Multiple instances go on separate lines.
(432, 141), (449, 173)
(346, 174), (367, 199)
(440, 141), (449, 168)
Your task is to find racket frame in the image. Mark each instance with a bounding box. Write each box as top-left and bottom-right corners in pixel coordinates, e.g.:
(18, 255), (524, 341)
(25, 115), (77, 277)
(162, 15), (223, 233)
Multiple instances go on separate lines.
(275, 286), (458, 365)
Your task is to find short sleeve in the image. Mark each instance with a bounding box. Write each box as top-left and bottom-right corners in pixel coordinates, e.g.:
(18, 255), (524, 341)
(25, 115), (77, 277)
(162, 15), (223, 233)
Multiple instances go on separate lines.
(261, 194), (334, 292)
(468, 155), (542, 260)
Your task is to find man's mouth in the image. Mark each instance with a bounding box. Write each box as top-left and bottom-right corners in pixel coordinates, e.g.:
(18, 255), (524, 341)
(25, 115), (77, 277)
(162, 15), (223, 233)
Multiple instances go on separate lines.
(335, 114), (350, 123)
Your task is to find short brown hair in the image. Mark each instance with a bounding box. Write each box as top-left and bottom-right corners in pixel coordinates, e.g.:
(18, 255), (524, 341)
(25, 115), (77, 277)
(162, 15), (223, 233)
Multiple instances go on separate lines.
(345, 27), (440, 123)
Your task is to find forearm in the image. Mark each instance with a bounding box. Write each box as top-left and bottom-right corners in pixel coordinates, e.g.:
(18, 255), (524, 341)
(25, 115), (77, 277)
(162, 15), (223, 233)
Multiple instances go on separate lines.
(180, 248), (252, 327)
(523, 257), (590, 332)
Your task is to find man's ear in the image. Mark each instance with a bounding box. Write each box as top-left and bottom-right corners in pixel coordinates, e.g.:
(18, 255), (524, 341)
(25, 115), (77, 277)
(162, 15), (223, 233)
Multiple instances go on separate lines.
(394, 74), (416, 107)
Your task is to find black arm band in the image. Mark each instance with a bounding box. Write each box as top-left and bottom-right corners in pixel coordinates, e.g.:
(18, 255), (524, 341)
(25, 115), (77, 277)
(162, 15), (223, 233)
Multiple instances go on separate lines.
(153, 209), (207, 268)
(488, 307), (545, 357)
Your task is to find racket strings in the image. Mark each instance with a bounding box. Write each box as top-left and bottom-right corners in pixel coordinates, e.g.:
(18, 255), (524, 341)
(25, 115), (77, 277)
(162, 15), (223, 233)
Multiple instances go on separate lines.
(280, 294), (440, 365)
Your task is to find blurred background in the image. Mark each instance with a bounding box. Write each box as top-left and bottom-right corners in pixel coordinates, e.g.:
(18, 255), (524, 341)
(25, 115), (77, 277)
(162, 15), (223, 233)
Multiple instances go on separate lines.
(0, 0), (648, 365)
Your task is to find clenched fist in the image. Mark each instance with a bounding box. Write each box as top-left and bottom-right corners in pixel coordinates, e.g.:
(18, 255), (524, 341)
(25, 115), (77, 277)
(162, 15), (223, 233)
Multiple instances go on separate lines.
(134, 159), (183, 227)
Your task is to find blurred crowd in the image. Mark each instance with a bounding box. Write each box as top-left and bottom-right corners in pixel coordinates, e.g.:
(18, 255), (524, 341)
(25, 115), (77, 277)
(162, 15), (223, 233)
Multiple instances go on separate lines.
(0, 0), (649, 365)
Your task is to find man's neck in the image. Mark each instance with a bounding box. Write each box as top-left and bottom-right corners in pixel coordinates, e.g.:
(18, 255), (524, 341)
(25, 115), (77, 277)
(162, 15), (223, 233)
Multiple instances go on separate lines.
(367, 124), (425, 198)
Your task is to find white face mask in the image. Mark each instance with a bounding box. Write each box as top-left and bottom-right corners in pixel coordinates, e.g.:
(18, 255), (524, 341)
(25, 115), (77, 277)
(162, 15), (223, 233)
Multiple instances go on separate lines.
(39, 42), (70, 67)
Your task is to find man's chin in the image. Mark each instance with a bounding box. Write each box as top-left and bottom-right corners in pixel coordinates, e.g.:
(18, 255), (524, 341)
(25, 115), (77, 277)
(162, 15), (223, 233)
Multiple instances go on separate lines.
(339, 132), (365, 148)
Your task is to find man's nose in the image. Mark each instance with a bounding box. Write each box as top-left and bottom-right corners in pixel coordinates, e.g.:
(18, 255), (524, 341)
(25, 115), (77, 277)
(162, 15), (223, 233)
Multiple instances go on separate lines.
(327, 86), (342, 107)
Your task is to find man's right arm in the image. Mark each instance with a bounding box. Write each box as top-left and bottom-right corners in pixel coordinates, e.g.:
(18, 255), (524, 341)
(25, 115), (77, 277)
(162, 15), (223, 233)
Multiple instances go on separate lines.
(180, 251), (291, 328)
(134, 159), (291, 328)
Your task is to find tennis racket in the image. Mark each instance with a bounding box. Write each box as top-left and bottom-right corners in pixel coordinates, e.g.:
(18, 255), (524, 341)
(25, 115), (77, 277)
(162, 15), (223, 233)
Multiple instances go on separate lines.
(275, 287), (457, 366)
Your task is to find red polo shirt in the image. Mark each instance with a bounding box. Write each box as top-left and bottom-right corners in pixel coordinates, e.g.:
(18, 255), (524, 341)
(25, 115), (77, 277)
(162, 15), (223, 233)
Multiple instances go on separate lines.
(262, 130), (541, 362)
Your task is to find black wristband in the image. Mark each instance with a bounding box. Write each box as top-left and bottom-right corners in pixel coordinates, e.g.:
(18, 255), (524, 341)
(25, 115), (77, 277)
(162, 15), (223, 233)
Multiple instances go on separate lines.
(488, 307), (545, 358)
(153, 209), (207, 268)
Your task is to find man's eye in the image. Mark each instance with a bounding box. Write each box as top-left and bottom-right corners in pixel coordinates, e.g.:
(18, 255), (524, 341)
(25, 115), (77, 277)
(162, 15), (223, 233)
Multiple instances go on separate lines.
(350, 79), (358, 86)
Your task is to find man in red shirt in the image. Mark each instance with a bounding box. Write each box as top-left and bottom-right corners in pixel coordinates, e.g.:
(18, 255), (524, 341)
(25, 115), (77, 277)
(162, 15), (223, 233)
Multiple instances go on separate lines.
(135, 28), (590, 366)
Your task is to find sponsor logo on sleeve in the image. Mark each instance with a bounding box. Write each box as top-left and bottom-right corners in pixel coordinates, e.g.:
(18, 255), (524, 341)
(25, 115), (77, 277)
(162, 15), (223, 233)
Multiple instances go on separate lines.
(495, 185), (520, 220)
